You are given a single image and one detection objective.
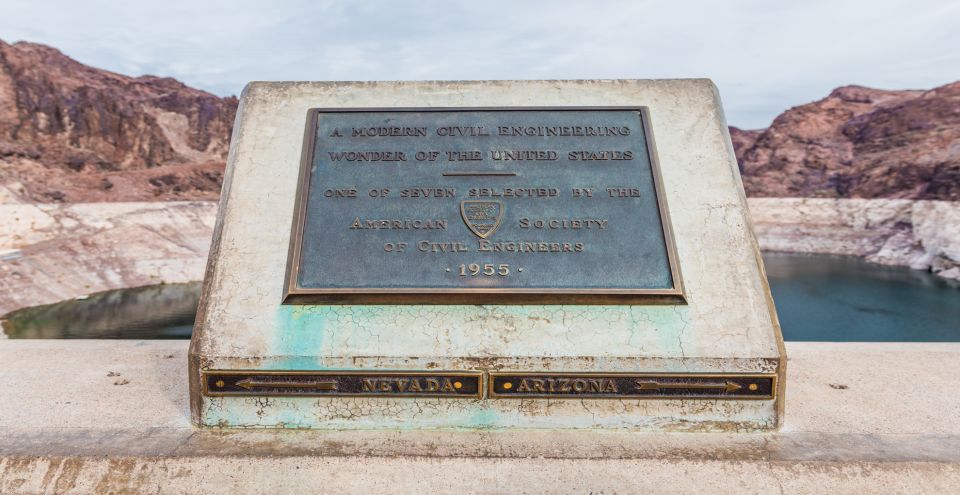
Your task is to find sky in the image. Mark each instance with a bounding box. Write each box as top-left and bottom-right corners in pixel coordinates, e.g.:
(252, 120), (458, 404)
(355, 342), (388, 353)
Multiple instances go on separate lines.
(1, 0), (958, 129)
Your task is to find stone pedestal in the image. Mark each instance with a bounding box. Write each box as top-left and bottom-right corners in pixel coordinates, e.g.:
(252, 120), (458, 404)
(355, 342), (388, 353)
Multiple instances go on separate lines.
(189, 80), (786, 430)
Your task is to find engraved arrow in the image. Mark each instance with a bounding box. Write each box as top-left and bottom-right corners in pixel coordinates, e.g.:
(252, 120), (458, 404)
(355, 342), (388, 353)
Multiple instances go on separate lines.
(635, 380), (743, 393)
(235, 378), (337, 390)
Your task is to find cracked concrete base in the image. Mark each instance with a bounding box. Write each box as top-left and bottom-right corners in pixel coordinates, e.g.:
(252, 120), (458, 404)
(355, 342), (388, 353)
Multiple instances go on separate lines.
(190, 80), (785, 429)
(2, 341), (958, 494)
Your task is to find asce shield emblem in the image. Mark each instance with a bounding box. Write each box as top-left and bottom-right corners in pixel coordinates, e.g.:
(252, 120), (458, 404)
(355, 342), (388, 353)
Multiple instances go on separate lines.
(460, 200), (504, 239)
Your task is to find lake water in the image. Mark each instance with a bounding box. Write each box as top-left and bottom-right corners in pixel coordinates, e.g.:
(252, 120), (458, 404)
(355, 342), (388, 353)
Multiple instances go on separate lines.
(2, 254), (958, 341)
(1, 283), (199, 339)
(763, 252), (959, 342)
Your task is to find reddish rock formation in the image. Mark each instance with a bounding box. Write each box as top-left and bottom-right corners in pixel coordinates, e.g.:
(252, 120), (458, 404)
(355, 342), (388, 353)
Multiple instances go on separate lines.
(0, 40), (236, 202)
(734, 83), (960, 200)
(1, 39), (957, 202)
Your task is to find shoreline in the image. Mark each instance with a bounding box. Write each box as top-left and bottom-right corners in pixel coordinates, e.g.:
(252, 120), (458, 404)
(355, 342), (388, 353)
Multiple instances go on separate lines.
(0, 201), (216, 316)
(1, 199), (957, 315)
(748, 198), (960, 281)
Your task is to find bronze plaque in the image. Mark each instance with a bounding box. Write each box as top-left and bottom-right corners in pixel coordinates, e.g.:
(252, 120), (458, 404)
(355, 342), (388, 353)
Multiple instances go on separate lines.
(284, 107), (683, 304)
(489, 373), (776, 400)
(203, 370), (482, 398)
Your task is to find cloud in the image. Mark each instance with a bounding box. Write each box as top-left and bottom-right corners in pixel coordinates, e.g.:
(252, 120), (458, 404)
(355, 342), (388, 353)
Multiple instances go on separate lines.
(2, 0), (957, 128)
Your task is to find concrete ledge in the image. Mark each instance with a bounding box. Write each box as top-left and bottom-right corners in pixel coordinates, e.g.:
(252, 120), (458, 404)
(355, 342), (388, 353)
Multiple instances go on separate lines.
(4, 456), (958, 494)
(2, 341), (959, 493)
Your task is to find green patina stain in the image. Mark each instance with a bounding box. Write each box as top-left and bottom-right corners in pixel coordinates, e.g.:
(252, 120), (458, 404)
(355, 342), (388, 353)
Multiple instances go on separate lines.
(201, 303), (699, 428)
(272, 408), (310, 428)
(273, 305), (328, 369)
(465, 405), (498, 429)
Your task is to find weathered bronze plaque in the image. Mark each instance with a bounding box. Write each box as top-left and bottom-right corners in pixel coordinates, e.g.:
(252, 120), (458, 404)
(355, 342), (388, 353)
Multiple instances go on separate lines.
(284, 107), (683, 304)
(489, 373), (776, 400)
(203, 370), (482, 398)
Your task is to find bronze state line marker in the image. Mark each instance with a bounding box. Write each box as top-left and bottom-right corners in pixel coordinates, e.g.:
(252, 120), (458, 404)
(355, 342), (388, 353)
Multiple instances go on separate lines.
(235, 379), (337, 390)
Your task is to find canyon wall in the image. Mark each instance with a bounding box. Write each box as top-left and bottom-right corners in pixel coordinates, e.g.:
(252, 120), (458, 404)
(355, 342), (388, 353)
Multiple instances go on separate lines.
(2, 39), (958, 205)
(0, 40), (236, 203)
(733, 83), (960, 201)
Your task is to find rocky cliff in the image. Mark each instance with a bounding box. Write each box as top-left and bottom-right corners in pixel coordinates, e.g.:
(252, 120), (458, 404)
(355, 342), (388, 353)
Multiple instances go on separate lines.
(0, 40), (236, 202)
(733, 83), (960, 200)
(1, 39), (957, 203)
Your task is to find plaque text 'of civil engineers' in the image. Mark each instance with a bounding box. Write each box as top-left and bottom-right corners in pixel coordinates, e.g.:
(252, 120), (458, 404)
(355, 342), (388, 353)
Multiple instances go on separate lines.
(284, 108), (683, 304)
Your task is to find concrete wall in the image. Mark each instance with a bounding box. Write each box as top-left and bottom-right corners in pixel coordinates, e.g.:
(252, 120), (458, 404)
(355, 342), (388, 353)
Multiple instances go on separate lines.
(1, 340), (958, 493)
